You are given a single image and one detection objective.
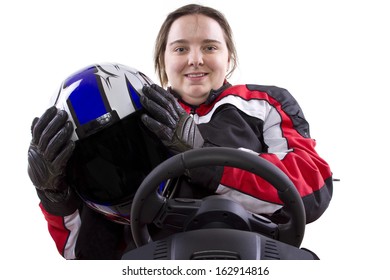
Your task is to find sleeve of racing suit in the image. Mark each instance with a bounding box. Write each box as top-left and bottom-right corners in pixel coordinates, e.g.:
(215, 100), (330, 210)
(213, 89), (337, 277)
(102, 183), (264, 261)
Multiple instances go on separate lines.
(216, 85), (333, 224)
(36, 189), (82, 259)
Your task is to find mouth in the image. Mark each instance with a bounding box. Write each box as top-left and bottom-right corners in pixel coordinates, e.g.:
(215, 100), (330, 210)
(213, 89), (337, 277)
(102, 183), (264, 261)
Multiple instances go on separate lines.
(185, 73), (208, 78)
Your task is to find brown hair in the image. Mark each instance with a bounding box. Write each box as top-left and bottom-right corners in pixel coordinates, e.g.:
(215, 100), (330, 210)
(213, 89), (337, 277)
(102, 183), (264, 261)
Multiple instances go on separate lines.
(154, 4), (238, 87)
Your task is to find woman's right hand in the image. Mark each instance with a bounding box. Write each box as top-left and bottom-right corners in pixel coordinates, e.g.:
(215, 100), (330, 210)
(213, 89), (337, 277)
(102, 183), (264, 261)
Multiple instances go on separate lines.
(27, 106), (75, 202)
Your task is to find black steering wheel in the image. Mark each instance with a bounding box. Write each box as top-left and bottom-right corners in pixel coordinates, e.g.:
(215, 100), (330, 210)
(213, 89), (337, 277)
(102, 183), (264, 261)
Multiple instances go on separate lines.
(131, 147), (306, 248)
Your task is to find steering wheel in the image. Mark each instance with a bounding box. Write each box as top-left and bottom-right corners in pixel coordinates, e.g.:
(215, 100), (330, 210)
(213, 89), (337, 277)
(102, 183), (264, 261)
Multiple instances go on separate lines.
(130, 147), (306, 248)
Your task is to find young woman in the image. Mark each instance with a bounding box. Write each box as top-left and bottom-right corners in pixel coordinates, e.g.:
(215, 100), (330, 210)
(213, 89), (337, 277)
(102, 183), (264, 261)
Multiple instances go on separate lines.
(27, 4), (332, 260)
(140, 4), (332, 223)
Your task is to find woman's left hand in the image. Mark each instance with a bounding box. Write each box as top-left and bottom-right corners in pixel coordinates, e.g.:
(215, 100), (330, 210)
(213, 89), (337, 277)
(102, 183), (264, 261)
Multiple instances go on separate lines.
(140, 84), (204, 154)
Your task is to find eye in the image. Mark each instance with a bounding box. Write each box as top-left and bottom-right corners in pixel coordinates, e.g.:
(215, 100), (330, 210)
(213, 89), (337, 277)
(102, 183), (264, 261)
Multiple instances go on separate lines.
(204, 45), (217, 52)
(174, 47), (187, 53)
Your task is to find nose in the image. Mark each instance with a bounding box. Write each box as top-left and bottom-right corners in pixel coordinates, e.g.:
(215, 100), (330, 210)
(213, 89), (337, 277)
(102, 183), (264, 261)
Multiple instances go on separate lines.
(188, 49), (204, 67)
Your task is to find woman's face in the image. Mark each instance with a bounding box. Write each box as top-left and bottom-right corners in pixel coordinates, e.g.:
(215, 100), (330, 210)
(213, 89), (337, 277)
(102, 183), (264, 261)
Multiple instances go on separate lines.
(164, 14), (230, 106)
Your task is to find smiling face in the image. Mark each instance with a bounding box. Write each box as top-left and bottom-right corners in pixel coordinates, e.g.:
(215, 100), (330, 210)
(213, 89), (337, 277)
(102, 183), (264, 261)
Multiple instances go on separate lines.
(164, 14), (230, 106)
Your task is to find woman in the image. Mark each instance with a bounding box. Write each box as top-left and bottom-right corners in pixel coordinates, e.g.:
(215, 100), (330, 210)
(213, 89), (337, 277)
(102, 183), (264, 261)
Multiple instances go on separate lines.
(27, 4), (332, 260)
(140, 4), (332, 223)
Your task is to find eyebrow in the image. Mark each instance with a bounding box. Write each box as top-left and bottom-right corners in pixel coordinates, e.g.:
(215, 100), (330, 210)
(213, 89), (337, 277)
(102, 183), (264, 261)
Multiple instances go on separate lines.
(168, 39), (223, 46)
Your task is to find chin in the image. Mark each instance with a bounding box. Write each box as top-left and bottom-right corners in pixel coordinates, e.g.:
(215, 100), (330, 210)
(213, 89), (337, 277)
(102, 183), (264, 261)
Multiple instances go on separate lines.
(187, 84), (211, 94)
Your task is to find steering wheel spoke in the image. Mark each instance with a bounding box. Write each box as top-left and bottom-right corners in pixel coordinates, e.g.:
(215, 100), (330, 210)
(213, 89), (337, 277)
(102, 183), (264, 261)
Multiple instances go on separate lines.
(153, 198), (202, 231)
(248, 213), (279, 239)
(135, 190), (167, 224)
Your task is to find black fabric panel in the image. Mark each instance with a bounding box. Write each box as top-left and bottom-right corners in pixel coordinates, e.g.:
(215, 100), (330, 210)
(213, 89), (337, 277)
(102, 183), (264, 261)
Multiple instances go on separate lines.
(246, 85), (311, 138)
(198, 104), (266, 153)
(75, 206), (129, 260)
(302, 176), (333, 223)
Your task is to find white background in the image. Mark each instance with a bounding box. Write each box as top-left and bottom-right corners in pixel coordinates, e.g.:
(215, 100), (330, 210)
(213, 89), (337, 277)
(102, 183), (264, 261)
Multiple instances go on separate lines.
(1, 0), (389, 279)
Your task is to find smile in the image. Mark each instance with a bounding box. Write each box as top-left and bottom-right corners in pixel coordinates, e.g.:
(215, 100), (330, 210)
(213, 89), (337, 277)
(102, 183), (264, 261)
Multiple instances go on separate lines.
(185, 73), (208, 78)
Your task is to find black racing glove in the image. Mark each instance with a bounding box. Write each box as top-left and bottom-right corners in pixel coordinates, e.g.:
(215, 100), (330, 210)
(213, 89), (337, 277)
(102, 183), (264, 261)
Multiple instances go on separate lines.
(27, 106), (75, 202)
(140, 84), (223, 194)
(140, 84), (204, 154)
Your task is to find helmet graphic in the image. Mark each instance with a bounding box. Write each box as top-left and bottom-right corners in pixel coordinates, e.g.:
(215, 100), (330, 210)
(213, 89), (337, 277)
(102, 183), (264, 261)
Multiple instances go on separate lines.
(52, 63), (168, 224)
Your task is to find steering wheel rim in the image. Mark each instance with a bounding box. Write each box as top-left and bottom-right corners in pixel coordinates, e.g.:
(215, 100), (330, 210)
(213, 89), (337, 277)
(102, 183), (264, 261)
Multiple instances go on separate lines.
(131, 147), (306, 247)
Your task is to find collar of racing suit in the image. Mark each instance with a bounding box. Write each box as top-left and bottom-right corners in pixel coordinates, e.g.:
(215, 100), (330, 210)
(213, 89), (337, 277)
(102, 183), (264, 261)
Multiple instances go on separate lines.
(167, 81), (232, 110)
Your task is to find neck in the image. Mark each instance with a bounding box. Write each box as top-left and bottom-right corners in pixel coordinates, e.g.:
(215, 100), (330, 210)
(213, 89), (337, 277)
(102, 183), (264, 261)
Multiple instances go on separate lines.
(168, 82), (232, 106)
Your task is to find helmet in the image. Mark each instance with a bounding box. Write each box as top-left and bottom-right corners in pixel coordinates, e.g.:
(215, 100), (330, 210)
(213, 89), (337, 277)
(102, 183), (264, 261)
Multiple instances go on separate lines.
(52, 63), (168, 224)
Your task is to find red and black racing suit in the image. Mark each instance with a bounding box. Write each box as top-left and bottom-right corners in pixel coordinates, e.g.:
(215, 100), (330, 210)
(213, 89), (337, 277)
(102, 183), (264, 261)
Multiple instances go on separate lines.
(36, 83), (333, 259)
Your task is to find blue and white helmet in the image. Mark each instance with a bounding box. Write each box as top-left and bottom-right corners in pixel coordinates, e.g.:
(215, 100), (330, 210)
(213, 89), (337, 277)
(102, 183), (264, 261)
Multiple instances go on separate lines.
(52, 63), (168, 224)
(52, 63), (153, 141)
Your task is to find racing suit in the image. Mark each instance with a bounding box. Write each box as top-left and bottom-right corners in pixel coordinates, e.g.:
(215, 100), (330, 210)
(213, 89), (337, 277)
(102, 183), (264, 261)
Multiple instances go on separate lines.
(36, 83), (333, 259)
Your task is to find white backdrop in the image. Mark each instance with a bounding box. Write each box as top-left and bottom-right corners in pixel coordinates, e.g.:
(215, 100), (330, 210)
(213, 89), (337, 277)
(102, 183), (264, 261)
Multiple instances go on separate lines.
(1, 0), (389, 279)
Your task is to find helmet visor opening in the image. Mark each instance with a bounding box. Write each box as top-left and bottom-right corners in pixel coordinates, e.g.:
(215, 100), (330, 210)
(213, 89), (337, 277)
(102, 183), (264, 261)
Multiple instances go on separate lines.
(66, 110), (168, 205)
